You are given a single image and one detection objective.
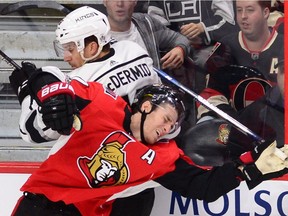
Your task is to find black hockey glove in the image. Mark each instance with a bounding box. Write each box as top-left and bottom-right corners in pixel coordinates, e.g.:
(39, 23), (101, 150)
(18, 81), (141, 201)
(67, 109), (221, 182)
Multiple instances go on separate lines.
(236, 140), (288, 189)
(28, 69), (82, 135)
(9, 61), (37, 104)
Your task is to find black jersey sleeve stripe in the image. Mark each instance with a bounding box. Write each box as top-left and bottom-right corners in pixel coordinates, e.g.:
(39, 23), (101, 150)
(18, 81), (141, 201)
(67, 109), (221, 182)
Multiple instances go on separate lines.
(25, 110), (49, 143)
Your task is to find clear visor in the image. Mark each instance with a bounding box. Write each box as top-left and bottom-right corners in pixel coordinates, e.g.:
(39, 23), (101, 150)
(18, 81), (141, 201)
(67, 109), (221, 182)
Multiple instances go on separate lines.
(53, 40), (77, 58)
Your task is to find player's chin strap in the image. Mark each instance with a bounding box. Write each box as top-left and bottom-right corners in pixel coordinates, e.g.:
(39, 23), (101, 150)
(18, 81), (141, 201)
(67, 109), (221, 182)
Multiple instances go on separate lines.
(80, 46), (103, 64)
(140, 110), (149, 144)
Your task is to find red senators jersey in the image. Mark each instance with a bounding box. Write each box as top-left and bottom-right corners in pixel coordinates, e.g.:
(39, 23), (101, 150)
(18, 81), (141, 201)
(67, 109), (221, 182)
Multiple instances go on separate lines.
(21, 80), (183, 216)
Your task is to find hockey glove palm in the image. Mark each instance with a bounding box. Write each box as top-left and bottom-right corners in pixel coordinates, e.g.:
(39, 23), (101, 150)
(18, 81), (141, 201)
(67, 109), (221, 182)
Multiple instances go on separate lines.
(238, 141), (288, 189)
(255, 142), (288, 174)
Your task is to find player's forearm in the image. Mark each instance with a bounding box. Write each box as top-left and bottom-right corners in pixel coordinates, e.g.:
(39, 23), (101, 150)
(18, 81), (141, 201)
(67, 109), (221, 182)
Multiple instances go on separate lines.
(19, 96), (61, 143)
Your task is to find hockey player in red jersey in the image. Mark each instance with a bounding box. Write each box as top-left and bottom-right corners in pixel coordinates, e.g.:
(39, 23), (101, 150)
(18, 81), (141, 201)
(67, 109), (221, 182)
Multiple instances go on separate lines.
(11, 66), (288, 216)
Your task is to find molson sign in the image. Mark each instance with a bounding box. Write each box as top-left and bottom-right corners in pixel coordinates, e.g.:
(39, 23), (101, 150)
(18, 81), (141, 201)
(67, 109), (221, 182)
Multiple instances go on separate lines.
(151, 179), (288, 216)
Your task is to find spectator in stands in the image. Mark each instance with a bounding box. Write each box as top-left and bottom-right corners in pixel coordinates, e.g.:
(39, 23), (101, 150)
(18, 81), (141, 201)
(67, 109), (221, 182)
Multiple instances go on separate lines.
(197, 0), (284, 121)
(219, 0), (283, 83)
(146, 0), (239, 114)
(147, 0), (238, 46)
(103, 0), (191, 70)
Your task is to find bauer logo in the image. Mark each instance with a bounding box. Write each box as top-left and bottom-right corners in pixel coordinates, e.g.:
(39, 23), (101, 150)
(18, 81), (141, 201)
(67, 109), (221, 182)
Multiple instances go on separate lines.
(39, 82), (74, 102)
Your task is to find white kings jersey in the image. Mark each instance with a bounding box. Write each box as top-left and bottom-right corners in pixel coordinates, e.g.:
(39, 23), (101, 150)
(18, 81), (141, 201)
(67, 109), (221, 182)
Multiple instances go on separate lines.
(68, 40), (160, 104)
(19, 40), (161, 144)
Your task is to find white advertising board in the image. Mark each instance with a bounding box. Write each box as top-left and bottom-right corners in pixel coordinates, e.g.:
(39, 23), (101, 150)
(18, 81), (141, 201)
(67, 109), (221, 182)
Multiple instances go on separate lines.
(1, 172), (288, 216)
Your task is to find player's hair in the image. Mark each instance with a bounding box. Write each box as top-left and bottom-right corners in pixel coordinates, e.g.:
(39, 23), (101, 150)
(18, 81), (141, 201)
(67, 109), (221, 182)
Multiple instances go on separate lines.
(84, 35), (110, 52)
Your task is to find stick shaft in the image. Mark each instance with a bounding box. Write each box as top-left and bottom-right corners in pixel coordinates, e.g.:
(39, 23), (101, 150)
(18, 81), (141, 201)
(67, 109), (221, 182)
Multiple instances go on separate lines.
(154, 67), (265, 144)
(0, 49), (21, 70)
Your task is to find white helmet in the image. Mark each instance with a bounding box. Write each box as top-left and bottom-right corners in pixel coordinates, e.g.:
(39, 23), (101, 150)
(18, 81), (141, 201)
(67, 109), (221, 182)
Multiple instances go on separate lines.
(54, 6), (111, 58)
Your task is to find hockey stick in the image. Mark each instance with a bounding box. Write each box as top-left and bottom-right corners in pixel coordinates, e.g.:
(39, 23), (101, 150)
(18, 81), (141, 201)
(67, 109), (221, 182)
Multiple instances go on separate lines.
(0, 49), (21, 70)
(153, 67), (265, 144)
(0, 49), (82, 131)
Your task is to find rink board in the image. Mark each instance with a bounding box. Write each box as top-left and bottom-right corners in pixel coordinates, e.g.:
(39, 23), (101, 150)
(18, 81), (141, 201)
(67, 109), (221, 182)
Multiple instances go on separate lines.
(0, 162), (288, 216)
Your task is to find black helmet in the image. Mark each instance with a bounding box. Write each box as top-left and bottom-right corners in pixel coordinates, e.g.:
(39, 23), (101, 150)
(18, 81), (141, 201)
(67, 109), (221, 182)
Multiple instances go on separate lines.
(133, 84), (186, 134)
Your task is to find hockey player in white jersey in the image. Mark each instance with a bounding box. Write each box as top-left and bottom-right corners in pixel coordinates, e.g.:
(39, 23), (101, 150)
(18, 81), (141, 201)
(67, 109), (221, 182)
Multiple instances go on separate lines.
(54, 6), (160, 105)
(9, 6), (161, 144)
